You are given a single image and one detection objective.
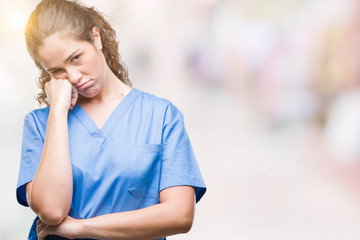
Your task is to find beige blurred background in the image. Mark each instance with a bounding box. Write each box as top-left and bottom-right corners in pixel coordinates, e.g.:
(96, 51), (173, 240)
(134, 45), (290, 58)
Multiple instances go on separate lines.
(2, 0), (360, 239)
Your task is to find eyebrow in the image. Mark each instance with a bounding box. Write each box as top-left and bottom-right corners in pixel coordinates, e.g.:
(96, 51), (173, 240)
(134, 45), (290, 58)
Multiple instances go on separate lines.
(47, 48), (81, 73)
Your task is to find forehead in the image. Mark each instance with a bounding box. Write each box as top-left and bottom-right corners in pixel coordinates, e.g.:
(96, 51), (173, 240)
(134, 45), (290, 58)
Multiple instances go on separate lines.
(37, 35), (91, 69)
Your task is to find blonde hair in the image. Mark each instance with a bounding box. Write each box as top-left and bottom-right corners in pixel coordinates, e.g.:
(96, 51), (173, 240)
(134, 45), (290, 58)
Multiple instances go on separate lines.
(25, 0), (131, 106)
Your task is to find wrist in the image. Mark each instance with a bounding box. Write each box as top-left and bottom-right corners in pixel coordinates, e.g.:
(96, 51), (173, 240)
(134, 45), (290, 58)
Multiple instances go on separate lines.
(76, 218), (91, 239)
(49, 106), (69, 116)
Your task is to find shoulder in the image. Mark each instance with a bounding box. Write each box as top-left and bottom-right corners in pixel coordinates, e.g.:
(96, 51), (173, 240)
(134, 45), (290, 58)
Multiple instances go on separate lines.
(137, 90), (184, 125)
(23, 107), (50, 127)
(135, 89), (172, 108)
(135, 89), (182, 115)
(21, 107), (49, 139)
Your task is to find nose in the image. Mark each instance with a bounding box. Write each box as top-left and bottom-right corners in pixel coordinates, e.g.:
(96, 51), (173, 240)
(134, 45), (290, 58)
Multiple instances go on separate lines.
(67, 67), (82, 84)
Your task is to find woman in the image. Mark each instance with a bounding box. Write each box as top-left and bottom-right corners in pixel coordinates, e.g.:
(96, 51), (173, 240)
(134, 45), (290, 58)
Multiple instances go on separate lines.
(16, 0), (206, 239)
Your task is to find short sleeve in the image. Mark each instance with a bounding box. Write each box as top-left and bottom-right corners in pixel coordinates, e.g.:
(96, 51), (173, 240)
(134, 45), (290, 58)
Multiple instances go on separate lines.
(159, 103), (206, 203)
(16, 114), (44, 207)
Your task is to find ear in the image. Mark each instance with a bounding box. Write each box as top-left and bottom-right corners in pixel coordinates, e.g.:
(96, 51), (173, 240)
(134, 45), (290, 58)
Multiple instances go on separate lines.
(92, 27), (102, 50)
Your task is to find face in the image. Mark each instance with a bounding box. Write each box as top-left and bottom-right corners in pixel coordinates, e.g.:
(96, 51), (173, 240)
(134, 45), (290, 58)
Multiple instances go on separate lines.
(37, 31), (106, 99)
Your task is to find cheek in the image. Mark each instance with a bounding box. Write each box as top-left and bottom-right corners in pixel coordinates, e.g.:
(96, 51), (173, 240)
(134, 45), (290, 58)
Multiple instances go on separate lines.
(86, 53), (105, 76)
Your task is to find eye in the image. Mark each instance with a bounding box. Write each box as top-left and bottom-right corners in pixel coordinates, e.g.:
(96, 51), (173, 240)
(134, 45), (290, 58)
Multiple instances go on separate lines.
(50, 69), (64, 75)
(72, 54), (81, 63)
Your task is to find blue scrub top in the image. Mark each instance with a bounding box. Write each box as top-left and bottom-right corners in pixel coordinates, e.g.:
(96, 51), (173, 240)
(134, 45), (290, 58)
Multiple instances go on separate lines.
(17, 88), (206, 240)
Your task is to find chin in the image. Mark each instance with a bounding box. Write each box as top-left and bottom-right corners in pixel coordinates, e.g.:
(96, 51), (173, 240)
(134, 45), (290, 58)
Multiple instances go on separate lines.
(80, 90), (99, 99)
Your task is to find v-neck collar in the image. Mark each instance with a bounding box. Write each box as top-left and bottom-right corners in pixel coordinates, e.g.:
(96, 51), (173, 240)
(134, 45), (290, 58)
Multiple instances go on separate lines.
(70, 88), (141, 148)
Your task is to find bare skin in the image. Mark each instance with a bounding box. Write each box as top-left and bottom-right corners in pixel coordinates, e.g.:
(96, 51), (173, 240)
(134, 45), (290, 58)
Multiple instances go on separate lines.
(36, 186), (195, 240)
(26, 27), (196, 239)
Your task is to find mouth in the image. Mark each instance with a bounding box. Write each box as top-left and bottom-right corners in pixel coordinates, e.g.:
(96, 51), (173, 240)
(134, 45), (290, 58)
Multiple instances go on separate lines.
(76, 80), (91, 89)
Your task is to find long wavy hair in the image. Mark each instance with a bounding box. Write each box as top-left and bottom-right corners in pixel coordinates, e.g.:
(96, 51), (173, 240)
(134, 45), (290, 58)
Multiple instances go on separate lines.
(25, 0), (131, 106)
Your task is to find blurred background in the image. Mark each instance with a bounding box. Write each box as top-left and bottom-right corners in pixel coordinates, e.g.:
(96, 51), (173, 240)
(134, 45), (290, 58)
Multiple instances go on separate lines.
(2, 0), (360, 239)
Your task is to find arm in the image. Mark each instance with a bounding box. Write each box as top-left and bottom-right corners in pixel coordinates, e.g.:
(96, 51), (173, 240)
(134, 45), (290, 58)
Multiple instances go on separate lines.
(27, 79), (77, 226)
(37, 186), (195, 240)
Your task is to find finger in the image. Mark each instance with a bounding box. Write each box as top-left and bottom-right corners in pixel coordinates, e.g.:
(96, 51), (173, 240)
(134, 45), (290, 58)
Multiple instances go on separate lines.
(37, 224), (49, 240)
(71, 85), (78, 99)
(36, 218), (42, 226)
(37, 224), (48, 239)
(70, 86), (78, 110)
(36, 218), (43, 229)
(72, 85), (77, 94)
(71, 95), (78, 107)
(36, 221), (47, 234)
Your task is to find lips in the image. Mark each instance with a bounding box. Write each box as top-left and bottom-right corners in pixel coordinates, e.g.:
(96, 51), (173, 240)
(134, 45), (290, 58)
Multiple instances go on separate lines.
(76, 80), (91, 89)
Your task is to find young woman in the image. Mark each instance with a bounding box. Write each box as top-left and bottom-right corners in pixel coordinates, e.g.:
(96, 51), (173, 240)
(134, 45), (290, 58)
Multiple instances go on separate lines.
(16, 0), (206, 239)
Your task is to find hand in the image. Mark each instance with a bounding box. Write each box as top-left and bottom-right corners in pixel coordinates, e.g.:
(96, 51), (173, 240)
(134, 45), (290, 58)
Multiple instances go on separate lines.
(45, 78), (78, 111)
(70, 85), (78, 110)
(37, 215), (80, 240)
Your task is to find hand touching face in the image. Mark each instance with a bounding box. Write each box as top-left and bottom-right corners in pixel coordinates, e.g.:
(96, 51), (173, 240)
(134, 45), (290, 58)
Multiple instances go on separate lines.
(38, 31), (107, 103)
(45, 78), (78, 111)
